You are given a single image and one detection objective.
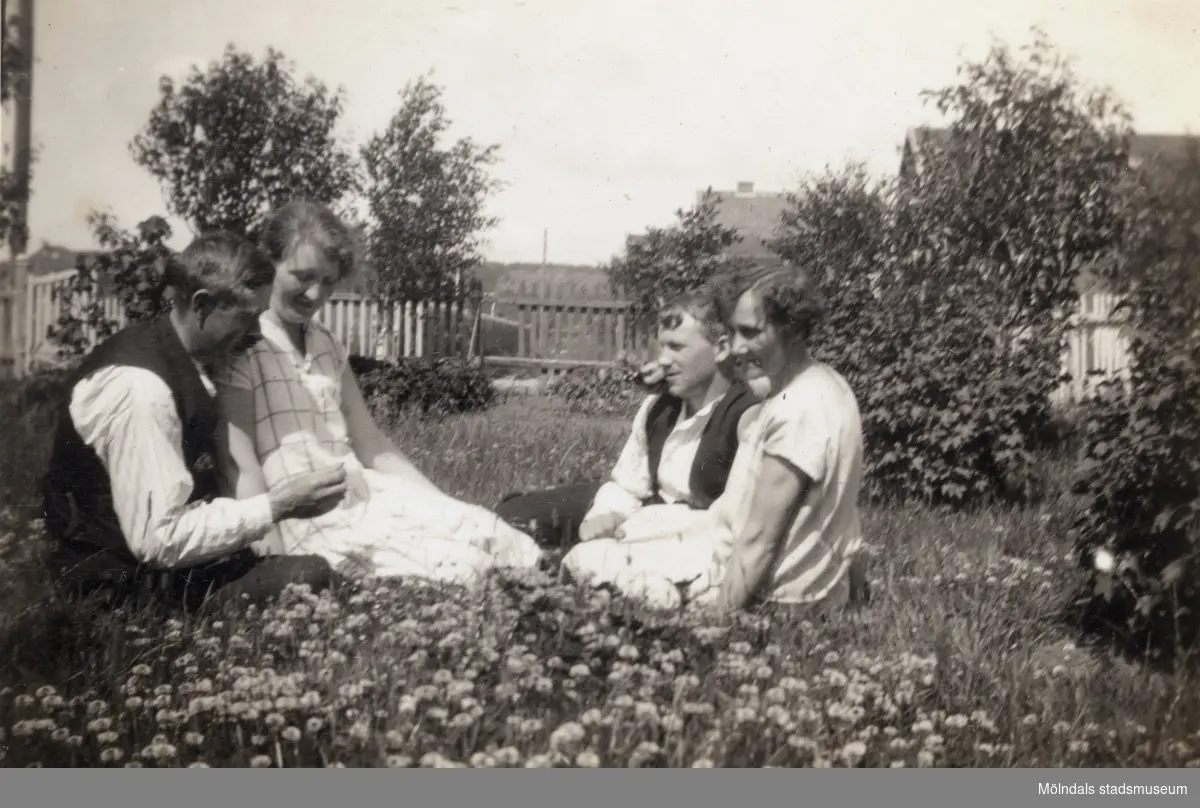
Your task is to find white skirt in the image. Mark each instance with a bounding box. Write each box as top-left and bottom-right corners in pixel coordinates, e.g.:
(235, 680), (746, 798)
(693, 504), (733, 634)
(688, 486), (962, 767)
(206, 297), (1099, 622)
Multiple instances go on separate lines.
(279, 465), (543, 585)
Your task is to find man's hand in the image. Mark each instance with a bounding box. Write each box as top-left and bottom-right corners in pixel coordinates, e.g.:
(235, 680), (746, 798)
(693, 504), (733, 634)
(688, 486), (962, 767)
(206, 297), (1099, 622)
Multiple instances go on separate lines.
(578, 510), (625, 542)
(268, 467), (349, 522)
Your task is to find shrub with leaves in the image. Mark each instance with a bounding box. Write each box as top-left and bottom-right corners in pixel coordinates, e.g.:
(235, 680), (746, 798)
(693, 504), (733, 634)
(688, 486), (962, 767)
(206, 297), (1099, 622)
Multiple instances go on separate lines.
(49, 214), (176, 361)
(771, 31), (1128, 507)
(543, 358), (647, 418)
(1070, 144), (1200, 660)
(349, 355), (495, 420)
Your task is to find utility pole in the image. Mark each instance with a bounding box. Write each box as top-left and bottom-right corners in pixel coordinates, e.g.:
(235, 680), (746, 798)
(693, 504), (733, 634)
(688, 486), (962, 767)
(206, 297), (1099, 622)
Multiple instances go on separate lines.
(538, 228), (547, 299)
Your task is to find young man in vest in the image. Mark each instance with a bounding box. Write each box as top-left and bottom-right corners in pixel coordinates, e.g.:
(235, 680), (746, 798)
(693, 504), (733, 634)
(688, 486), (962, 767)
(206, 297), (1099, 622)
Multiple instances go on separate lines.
(494, 285), (761, 548)
(41, 232), (350, 613)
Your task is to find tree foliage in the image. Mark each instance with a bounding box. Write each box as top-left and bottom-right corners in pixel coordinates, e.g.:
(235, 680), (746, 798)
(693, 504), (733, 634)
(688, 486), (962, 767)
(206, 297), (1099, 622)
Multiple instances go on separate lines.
(129, 45), (359, 239)
(768, 164), (893, 385)
(47, 214), (176, 361)
(606, 190), (749, 334)
(1070, 142), (1200, 660)
(769, 31), (1130, 506)
(361, 75), (501, 304)
(904, 30), (1132, 344)
(1, 0), (31, 254)
(0, 0), (20, 106)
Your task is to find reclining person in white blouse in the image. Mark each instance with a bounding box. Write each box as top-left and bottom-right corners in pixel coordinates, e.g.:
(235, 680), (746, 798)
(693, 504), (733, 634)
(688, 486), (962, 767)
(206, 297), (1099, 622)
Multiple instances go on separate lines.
(214, 199), (543, 586)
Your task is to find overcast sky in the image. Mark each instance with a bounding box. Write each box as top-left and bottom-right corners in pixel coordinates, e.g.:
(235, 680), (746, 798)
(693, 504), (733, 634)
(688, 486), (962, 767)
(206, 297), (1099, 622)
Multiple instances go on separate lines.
(14, 0), (1200, 265)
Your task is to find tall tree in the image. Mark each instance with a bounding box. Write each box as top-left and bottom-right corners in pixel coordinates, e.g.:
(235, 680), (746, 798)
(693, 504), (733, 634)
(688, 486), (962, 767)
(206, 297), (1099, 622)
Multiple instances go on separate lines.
(130, 45), (359, 239)
(898, 28), (1133, 353)
(361, 75), (501, 303)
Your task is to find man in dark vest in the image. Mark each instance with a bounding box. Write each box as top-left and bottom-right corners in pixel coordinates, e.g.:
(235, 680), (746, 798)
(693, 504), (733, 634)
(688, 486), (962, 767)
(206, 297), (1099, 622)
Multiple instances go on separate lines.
(41, 232), (350, 613)
(494, 284), (761, 549)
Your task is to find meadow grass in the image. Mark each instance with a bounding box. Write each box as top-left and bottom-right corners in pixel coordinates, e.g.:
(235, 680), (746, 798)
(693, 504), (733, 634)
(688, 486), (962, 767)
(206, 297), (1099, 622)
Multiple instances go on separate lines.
(1, 392), (1198, 768)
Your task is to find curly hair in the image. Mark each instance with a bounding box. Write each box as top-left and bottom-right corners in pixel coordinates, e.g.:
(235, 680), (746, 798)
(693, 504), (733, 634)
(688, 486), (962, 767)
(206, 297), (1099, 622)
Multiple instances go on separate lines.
(257, 199), (360, 281)
(713, 257), (825, 344)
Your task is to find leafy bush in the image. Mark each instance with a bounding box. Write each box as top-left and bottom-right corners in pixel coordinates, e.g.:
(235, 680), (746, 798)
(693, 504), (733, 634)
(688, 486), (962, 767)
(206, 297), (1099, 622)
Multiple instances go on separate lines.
(769, 33), (1128, 507)
(858, 310), (1066, 506)
(49, 214), (176, 361)
(543, 358), (647, 417)
(1070, 147), (1200, 660)
(349, 354), (495, 419)
(4, 368), (72, 421)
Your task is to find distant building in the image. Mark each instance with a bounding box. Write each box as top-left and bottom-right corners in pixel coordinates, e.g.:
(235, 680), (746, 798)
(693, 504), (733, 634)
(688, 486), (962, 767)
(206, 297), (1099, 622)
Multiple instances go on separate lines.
(702, 181), (789, 258)
(0, 241), (104, 286)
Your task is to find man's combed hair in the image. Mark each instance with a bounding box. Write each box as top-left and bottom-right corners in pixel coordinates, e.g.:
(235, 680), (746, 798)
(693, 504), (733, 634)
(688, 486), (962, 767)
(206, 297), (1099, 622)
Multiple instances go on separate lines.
(713, 257), (825, 343)
(258, 199), (359, 280)
(164, 231), (276, 308)
(658, 285), (726, 343)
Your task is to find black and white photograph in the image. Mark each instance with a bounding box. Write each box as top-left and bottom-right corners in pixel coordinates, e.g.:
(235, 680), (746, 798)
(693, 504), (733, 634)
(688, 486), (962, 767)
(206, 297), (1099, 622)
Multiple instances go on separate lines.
(0, 0), (1199, 777)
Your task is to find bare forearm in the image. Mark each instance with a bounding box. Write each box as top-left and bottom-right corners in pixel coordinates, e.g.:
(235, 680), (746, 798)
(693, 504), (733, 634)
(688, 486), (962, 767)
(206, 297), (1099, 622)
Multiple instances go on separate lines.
(359, 432), (440, 491)
(228, 465), (285, 555)
(718, 536), (778, 612)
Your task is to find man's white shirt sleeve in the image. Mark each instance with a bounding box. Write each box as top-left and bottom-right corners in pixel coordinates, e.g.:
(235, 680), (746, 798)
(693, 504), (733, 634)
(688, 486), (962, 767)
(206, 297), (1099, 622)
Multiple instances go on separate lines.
(68, 365), (276, 569)
(586, 394), (659, 522)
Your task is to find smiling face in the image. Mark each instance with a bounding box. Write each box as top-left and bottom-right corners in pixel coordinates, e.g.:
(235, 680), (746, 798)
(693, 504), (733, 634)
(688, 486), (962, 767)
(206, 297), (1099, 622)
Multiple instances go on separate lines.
(728, 289), (791, 389)
(270, 242), (341, 325)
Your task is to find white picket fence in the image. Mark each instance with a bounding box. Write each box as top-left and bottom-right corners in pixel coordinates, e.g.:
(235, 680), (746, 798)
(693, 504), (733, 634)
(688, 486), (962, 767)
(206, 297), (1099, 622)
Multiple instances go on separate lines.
(0, 266), (1133, 405)
(3, 268), (476, 377)
(1055, 289), (1132, 405)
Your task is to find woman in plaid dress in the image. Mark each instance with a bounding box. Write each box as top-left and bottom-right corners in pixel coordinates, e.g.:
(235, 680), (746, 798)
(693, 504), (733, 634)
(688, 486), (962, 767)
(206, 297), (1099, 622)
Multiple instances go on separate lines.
(215, 201), (543, 584)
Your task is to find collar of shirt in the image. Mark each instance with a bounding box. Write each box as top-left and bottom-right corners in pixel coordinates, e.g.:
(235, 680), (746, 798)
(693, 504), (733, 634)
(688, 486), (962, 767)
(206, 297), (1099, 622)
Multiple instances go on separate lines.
(191, 359), (217, 397)
(672, 395), (722, 434)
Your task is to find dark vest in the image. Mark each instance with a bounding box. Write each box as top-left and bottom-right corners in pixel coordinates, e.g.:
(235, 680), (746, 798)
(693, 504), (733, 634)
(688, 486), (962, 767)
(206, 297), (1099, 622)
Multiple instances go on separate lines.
(41, 315), (222, 568)
(644, 381), (757, 510)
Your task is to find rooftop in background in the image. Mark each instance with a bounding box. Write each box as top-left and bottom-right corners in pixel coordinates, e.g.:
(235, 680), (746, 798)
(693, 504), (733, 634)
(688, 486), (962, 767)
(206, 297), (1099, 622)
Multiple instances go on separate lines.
(702, 182), (790, 258)
(0, 241), (104, 285)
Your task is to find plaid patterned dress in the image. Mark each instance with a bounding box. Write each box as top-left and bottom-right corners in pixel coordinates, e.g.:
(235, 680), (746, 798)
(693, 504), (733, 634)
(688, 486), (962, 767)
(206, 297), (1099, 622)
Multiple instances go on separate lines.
(218, 316), (542, 584)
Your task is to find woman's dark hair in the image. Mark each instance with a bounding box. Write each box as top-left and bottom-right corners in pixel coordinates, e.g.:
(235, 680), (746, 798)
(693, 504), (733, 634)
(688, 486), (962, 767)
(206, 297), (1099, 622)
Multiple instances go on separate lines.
(713, 257), (825, 343)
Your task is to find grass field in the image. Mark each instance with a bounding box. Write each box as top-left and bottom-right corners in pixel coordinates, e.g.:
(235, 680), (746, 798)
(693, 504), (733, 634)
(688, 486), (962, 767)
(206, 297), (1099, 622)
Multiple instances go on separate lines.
(1, 392), (1198, 768)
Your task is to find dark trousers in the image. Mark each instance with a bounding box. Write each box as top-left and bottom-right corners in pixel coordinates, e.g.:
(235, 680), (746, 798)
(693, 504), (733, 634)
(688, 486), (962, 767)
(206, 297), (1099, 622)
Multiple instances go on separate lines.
(494, 481), (605, 550)
(51, 540), (342, 613)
